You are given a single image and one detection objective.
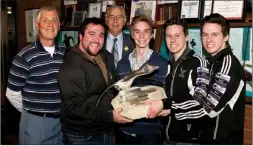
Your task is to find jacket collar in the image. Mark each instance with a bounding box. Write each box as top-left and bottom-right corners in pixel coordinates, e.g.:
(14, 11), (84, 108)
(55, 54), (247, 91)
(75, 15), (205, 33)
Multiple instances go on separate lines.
(170, 47), (194, 64)
(206, 44), (233, 64)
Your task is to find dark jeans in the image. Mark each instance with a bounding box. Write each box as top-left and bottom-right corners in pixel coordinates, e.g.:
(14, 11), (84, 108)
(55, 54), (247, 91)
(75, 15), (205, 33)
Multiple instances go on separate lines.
(62, 131), (113, 145)
(115, 129), (162, 145)
(163, 138), (198, 145)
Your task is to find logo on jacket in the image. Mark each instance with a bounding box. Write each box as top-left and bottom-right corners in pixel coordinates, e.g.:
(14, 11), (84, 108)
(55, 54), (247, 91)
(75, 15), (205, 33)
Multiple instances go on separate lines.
(179, 67), (187, 78)
(124, 46), (129, 52)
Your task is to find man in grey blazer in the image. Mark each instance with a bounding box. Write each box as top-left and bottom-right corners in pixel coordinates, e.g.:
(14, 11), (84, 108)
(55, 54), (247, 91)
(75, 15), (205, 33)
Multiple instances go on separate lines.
(105, 5), (134, 67)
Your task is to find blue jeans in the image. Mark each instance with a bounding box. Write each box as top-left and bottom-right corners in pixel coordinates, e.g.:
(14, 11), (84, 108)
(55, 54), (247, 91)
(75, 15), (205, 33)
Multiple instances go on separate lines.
(19, 111), (63, 144)
(115, 129), (162, 145)
(62, 130), (114, 145)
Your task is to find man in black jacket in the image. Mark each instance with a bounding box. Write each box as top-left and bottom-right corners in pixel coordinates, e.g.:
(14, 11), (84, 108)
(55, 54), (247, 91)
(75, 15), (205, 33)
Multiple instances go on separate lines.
(146, 14), (246, 144)
(198, 13), (246, 144)
(58, 18), (132, 145)
(144, 19), (208, 144)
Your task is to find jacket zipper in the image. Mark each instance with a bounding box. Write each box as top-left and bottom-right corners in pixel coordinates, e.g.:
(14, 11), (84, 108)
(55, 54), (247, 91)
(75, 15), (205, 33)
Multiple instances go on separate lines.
(170, 62), (181, 96)
(165, 116), (172, 140)
(213, 115), (220, 139)
(167, 62), (181, 140)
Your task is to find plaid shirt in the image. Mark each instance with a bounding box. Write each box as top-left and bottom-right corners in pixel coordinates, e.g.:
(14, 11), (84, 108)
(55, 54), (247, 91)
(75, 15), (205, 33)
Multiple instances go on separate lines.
(129, 48), (153, 71)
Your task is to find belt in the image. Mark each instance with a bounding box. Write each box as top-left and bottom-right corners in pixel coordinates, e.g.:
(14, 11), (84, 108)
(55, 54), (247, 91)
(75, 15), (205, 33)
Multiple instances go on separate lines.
(26, 110), (60, 118)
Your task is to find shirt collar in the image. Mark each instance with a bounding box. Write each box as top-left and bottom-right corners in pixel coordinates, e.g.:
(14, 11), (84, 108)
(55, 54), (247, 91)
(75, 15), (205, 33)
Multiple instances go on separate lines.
(170, 47), (194, 64)
(35, 39), (61, 52)
(107, 32), (123, 41)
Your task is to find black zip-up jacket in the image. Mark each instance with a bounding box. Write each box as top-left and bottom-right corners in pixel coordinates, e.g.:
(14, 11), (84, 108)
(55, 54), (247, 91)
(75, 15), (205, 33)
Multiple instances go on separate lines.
(162, 48), (208, 143)
(58, 46), (116, 135)
(194, 46), (246, 144)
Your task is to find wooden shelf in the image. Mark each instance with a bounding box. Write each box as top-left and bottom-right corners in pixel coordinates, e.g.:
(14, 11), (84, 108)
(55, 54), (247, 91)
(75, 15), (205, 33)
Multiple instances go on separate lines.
(61, 22), (252, 31)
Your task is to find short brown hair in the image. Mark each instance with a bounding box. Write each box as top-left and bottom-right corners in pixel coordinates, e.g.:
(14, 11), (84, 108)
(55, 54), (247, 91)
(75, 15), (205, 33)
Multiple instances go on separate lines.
(163, 18), (188, 36)
(201, 13), (230, 37)
(130, 14), (153, 34)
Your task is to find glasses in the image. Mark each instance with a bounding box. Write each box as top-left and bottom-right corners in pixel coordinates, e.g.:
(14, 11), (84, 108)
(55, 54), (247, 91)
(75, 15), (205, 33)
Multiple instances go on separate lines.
(108, 15), (125, 20)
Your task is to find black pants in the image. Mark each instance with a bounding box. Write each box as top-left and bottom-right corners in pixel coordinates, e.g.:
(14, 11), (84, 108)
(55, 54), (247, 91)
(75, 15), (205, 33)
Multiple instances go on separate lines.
(115, 129), (162, 145)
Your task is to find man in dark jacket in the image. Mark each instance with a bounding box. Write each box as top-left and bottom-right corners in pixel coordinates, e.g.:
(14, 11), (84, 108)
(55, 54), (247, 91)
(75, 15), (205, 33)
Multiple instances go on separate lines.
(105, 5), (134, 67)
(145, 18), (208, 144)
(115, 14), (168, 145)
(147, 14), (246, 145)
(198, 13), (246, 144)
(58, 17), (132, 145)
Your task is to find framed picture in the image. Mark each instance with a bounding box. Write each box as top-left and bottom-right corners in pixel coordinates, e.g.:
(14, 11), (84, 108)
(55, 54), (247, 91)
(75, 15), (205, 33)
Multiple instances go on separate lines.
(188, 28), (202, 56)
(57, 31), (78, 48)
(130, 1), (157, 23)
(201, 0), (213, 19)
(178, 0), (202, 22)
(25, 9), (39, 42)
(100, 0), (115, 12)
(64, 0), (77, 6)
(88, 2), (102, 18)
(71, 11), (87, 26)
(158, 0), (178, 5)
(212, 0), (245, 20)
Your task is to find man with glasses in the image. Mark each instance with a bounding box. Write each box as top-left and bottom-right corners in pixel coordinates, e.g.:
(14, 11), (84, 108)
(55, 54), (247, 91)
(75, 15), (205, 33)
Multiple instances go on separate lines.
(105, 5), (134, 67)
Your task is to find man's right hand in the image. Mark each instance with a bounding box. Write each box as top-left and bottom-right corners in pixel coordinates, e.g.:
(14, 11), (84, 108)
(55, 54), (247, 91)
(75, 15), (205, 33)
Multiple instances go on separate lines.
(113, 108), (133, 124)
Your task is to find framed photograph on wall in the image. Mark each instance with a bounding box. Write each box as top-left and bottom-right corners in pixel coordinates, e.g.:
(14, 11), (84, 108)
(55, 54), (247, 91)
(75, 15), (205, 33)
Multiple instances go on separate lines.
(178, 0), (202, 22)
(25, 9), (39, 42)
(88, 2), (102, 18)
(201, 0), (213, 19)
(130, 1), (157, 23)
(71, 11), (87, 26)
(158, 0), (178, 5)
(212, 0), (245, 20)
(101, 0), (115, 12)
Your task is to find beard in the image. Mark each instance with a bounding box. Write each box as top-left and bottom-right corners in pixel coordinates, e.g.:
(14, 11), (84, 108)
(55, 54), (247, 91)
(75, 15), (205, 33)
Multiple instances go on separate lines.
(85, 42), (102, 56)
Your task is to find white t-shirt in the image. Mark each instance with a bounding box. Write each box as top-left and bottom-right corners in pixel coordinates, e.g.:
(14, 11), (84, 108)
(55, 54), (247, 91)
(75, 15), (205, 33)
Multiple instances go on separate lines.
(44, 46), (55, 56)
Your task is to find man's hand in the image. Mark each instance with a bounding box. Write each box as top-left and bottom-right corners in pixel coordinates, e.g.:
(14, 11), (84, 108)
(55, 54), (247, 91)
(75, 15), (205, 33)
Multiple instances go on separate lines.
(157, 109), (170, 117)
(143, 100), (163, 119)
(113, 108), (133, 124)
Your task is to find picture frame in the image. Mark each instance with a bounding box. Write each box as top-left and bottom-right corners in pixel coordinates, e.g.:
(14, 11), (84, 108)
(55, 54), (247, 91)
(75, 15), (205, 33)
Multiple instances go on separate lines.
(100, 0), (115, 12)
(64, 0), (77, 6)
(188, 28), (202, 56)
(64, 5), (76, 25)
(57, 31), (78, 48)
(88, 2), (102, 18)
(178, 0), (202, 22)
(201, 0), (213, 19)
(158, 0), (178, 5)
(25, 9), (39, 42)
(71, 11), (87, 26)
(130, 1), (157, 24)
(212, 0), (245, 21)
